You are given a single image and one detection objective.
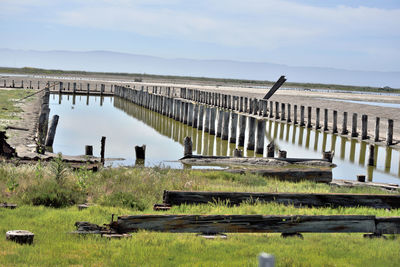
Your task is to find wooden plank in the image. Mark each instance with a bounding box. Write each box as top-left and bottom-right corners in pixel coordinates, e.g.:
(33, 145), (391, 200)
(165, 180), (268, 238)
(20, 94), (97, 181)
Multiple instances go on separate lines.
(113, 215), (376, 234)
(263, 76), (287, 100)
(163, 190), (400, 209)
(330, 179), (400, 191)
(375, 217), (400, 234)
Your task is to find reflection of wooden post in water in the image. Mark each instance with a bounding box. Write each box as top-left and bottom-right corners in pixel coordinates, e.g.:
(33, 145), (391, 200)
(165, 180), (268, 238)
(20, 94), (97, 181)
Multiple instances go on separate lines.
(287, 104), (291, 122)
(100, 96), (104, 106)
(238, 114), (246, 146)
(340, 137), (346, 159)
(385, 147), (392, 172)
(256, 120), (266, 154)
(307, 106), (312, 128)
(202, 132), (209, 155)
(341, 112), (348, 134)
(291, 124), (297, 144)
(221, 111), (230, 140)
(293, 104), (297, 124)
(198, 105), (204, 130)
(332, 110), (338, 133)
(58, 93), (62, 104)
(188, 103), (193, 126)
(359, 142), (366, 165)
(368, 145), (375, 166)
(208, 135), (215, 156)
(387, 119), (393, 145)
(374, 117), (380, 142)
(285, 123), (291, 142)
(313, 130), (319, 151)
(193, 105), (199, 128)
(367, 166), (374, 182)
(298, 126), (304, 146)
(351, 113), (358, 137)
(229, 113), (238, 143)
(216, 109), (223, 137)
(180, 101), (185, 123)
(209, 107), (216, 135)
(300, 106), (305, 126)
(322, 132), (327, 152)
(305, 128), (311, 148)
(361, 115), (368, 140)
(196, 130), (202, 154)
(247, 117), (256, 150)
(330, 134), (337, 152)
(191, 128), (197, 152)
(279, 123), (284, 140)
(204, 107), (210, 132)
(349, 139), (356, 162)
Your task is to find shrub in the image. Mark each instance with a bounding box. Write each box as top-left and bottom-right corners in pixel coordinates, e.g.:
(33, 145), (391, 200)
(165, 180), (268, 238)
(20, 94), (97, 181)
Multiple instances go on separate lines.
(22, 180), (86, 208)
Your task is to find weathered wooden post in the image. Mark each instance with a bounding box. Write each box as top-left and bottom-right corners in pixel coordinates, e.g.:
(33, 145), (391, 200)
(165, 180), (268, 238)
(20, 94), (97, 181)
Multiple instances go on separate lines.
(361, 114), (368, 140)
(238, 114), (246, 147)
(221, 111), (230, 140)
(45, 115), (59, 147)
(357, 175), (366, 183)
(324, 109), (329, 131)
(12, 80), (15, 88)
(281, 103), (286, 121)
(374, 117), (380, 142)
(135, 145), (146, 160)
(209, 107), (216, 135)
(332, 110), (338, 133)
(6, 230), (34, 245)
(256, 120), (266, 154)
(275, 102), (280, 119)
(30, 80), (32, 89)
(59, 82), (63, 93)
(233, 148), (243, 157)
(341, 112), (348, 134)
(322, 151), (334, 162)
(269, 101), (273, 118)
(262, 100), (268, 117)
(287, 104), (291, 122)
(253, 99), (258, 115)
(239, 97), (244, 112)
(293, 105), (298, 124)
(307, 106), (312, 128)
(258, 252), (274, 267)
(85, 145), (93, 156)
(100, 136), (106, 164)
(183, 102), (189, 124)
(267, 141), (275, 157)
(315, 107), (320, 129)
(73, 82), (77, 94)
(351, 113), (358, 137)
(247, 117), (256, 150)
(300, 106), (305, 126)
(184, 137), (193, 157)
(278, 150), (287, 158)
(229, 112), (238, 143)
(198, 105), (204, 130)
(368, 144), (375, 166)
(387, 119), (393, 145)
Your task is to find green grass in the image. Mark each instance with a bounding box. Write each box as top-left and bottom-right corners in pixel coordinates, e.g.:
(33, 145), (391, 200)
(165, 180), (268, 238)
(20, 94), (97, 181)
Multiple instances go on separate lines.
(0, 205), (399, 266)
(0, 89), (35, 130)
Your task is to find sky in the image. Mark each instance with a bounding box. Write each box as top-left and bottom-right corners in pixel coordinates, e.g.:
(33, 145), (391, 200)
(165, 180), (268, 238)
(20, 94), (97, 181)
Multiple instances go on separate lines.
(0, 0), (399, 72)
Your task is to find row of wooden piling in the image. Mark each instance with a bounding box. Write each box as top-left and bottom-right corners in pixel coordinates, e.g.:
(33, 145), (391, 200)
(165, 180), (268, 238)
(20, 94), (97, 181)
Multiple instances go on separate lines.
(114, 86), (268, 154)
(57, 82), (113, 95)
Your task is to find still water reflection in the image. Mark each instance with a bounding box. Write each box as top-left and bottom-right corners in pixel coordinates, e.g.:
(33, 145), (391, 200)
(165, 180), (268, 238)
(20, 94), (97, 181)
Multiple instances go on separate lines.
(49, 94), (400, 184)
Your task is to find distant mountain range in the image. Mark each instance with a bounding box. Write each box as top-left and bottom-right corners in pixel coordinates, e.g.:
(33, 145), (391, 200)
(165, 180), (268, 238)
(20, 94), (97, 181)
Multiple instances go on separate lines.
(0, 48), (399, 88)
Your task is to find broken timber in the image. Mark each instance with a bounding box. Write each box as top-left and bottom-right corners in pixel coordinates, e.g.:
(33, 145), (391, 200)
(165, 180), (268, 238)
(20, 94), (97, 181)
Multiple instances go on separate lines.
(163, 190), (400, 209)
(263, 75), (287, 100)
(110, 215), (400, 235)
(330, 179), (400, 191)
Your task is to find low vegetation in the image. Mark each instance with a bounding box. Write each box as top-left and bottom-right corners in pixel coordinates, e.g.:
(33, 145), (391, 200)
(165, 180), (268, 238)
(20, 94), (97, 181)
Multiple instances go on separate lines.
(0, 89), (34, 130)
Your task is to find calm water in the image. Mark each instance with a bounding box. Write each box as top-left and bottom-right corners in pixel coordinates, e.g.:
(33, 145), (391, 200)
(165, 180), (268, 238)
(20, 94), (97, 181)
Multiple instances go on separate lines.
(49, 94), (400, 184)
(319, 98), (400, 109)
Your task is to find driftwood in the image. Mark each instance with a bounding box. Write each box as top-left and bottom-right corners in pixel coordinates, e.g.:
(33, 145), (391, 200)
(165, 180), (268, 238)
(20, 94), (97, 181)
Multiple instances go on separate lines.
(163, 190), (400, 209)
(112, 215), (382, 234)
(330, 179), (400, 191)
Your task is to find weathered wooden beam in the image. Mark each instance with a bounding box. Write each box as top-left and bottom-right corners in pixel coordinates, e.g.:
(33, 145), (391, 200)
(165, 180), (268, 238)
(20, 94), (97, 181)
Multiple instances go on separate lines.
(263, 76), (287, 100)
(113, 215), (376, 234)
(330, 179), (399, 191)
(375, 217), (400, 234)
(163, 190), (400, 209)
